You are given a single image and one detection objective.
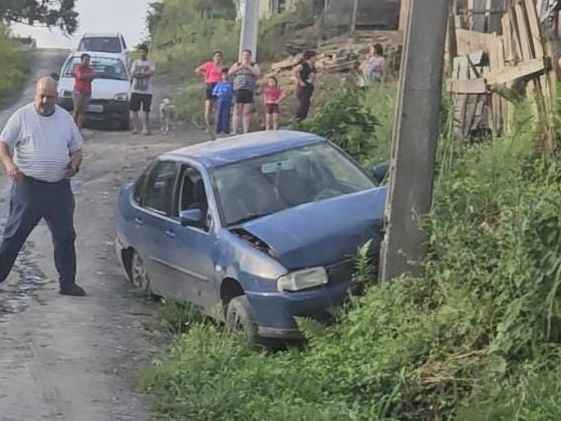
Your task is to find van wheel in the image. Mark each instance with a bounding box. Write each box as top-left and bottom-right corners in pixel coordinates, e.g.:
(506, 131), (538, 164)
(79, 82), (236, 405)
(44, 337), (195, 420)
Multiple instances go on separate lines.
(226, 296), (258, 345)
(120, 116), (130, 131)
(131, 252), (151, 292)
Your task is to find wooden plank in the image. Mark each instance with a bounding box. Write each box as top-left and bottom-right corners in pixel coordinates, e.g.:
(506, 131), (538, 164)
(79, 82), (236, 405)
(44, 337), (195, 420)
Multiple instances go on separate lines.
(527, 0), (553, 150)
(488, 34), (501, 134)
(447, 11), (458, 76)
(453, 56), (470, 140)
(508, 7), (524, 63)
(485, 58), (545, 84)
(514, 2), (535, 60)
(456, 29), (497, 55)
(447, 78), (488, 94)
(489, 0), (506, 33)
(497, 37), (508, 134)
(501, 13), (514, 63)
(524, 0), (544, 58)
(471, 0), (488, 31)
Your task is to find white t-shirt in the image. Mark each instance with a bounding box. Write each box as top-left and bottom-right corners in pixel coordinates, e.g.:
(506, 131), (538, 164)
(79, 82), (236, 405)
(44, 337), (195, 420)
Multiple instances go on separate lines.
(0, 104), (83, 182)
(130, 59), (156, 95)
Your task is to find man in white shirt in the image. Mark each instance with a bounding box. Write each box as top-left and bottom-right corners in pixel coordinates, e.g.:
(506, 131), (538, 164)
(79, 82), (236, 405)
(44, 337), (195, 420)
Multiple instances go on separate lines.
(0, 77), (86, 297)
(129, 44), (156, 135)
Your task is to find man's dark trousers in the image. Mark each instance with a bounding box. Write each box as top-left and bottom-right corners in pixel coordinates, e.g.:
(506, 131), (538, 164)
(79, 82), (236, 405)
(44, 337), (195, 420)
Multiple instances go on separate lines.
(0, 176), (77, 288)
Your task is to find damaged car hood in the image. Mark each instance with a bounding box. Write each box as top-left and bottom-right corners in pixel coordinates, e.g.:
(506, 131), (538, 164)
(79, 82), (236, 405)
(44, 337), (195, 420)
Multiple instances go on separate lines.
(240, 187), (386, 270)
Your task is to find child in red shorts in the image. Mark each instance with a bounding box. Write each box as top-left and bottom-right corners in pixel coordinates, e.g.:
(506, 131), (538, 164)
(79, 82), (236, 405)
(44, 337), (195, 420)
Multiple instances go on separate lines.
(263, 76), (285, 130)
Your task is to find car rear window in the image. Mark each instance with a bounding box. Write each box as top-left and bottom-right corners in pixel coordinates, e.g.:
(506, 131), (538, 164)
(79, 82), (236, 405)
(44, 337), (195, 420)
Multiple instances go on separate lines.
(79, 37), (122, 53)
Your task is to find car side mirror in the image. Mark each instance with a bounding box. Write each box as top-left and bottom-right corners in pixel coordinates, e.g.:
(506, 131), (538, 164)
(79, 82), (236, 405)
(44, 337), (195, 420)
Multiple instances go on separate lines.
(50, 72), (60, 81)
(370, 162), (389, 185)
(180, 209), (204, 227)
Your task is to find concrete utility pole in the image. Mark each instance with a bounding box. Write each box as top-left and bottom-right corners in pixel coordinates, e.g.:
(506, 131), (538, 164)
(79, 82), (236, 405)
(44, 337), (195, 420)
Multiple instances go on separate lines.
(239, 0), (259, 59)
(380, 0), (450, 281)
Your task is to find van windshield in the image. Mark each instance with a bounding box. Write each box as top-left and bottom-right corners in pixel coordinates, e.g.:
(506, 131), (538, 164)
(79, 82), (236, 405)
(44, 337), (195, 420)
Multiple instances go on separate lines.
(63, 56), (128, 81)
(79, 37), (122, 53)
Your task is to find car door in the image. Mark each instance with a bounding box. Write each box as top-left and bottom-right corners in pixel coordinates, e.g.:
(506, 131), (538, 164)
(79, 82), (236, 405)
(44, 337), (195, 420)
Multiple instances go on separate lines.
(132, 160), (181, 296)
(162, 163), (220, 311)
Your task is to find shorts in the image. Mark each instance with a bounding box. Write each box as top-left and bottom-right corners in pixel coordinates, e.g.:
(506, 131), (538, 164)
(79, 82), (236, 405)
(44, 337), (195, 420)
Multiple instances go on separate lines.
(72, 91), (91, 112)
(265, 103), (280, 114)
(206, 83), (218, 101)
(130, 93), (153, 112)
(235, 89), (254, 104)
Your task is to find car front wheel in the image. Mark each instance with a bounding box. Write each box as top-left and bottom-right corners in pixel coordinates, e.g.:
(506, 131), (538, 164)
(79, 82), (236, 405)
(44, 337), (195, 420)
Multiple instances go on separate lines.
(131, 251), (151, 292)
(226, 296), (258, 345)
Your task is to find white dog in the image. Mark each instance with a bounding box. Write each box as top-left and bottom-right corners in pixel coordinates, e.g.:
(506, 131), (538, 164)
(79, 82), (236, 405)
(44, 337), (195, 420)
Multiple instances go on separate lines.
(159, 97), (176, 134)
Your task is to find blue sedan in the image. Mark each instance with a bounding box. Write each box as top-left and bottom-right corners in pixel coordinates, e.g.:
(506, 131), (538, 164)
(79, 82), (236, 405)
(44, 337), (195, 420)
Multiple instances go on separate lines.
(115, 130), (387, 342)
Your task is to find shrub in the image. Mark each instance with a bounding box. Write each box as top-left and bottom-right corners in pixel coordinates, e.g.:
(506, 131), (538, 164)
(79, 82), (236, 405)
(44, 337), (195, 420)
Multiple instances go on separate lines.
(298, 84), (395, 166)
(0, 25), (30, 104)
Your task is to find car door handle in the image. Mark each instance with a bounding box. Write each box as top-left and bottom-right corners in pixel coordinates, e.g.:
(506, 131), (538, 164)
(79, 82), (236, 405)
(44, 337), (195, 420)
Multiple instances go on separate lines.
(134, 217), (144, 226)
(165, 229), (176, 239)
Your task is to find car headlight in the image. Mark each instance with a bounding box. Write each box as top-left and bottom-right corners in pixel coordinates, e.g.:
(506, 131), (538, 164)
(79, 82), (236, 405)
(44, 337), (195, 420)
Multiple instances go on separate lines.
(277, 267), (328, 292)
(114, 93), (129, 101)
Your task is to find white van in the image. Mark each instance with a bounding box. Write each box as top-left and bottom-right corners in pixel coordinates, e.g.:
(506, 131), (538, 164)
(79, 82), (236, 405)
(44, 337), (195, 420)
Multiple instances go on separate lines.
(57, 52), (131, 130)
(76, 33), (131, 69)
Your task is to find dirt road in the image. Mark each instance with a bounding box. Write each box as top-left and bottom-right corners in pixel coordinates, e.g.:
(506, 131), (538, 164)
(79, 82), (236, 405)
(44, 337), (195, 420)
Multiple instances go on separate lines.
(0, 50), (210, 420)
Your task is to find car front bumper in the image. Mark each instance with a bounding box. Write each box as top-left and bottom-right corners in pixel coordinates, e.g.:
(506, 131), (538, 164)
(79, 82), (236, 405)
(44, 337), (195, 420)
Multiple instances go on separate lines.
(246, 280), (350, 339)
(58, 97), (129, 121)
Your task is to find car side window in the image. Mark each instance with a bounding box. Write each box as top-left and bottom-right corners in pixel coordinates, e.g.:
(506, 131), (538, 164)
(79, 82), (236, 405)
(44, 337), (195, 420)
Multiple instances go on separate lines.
(176, 165), (210, 231)
(141, 161), (178, 216)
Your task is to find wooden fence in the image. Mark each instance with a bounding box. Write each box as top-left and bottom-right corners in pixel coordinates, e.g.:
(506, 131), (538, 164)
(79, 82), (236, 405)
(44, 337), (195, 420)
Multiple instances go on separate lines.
(448, 0), (557, 147)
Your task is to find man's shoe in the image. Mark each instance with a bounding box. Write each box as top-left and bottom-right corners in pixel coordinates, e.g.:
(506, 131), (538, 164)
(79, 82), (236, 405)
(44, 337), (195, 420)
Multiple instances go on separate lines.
(60, 284), (87, 297)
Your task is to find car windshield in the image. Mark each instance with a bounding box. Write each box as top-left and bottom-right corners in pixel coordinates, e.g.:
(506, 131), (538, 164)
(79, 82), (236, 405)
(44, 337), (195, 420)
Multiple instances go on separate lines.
(213, 143), (376, 226)
(79, 37), (122, 53)
(63, 56), (128, 81)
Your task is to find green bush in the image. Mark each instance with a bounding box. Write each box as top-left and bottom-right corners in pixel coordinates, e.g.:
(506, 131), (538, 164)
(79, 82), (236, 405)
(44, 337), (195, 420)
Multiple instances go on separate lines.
(298, 84), (395, 166)
(0, 25), (30, 104)
(143, 93), (561, 420)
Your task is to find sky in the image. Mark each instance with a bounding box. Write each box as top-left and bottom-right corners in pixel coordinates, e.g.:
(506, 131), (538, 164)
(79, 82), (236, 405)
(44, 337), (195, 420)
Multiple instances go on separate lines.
(12, 0), (156, 49)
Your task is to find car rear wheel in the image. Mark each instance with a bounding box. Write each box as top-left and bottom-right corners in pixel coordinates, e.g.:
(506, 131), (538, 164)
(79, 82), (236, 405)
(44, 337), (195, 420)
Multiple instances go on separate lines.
(131, 252), (151, 292)
(226, 296), (258, 345)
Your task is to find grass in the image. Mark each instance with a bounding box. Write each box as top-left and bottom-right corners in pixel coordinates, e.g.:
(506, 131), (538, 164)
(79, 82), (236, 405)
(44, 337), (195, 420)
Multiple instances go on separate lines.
(0, 26), (31, 106)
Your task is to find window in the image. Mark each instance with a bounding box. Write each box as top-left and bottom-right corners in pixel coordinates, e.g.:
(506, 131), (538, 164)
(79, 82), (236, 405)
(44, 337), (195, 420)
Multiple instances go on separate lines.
(121, 36), (127, 50)
(213, 143), (375, 226)
(63, 56), (128, 81)
(176, 166), (210, 230)
(142, 161), (178, 215)
(79, 37), (122, 53)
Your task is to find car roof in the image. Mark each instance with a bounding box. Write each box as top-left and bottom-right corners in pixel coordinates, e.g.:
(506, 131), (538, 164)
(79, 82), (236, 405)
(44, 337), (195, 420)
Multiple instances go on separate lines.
(162, 130), (327, 169)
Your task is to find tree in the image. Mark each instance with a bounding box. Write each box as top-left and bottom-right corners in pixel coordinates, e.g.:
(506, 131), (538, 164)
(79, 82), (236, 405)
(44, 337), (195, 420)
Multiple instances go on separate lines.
(0, 0), (79, 34)
(146, 2), (165, 38)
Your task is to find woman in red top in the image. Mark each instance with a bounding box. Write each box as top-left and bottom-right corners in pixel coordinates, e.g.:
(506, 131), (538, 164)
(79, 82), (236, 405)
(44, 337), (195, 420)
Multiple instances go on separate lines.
(263, 76), (285, 131)
(195, 50), (224, 131)
(72, 53), (96, 129)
